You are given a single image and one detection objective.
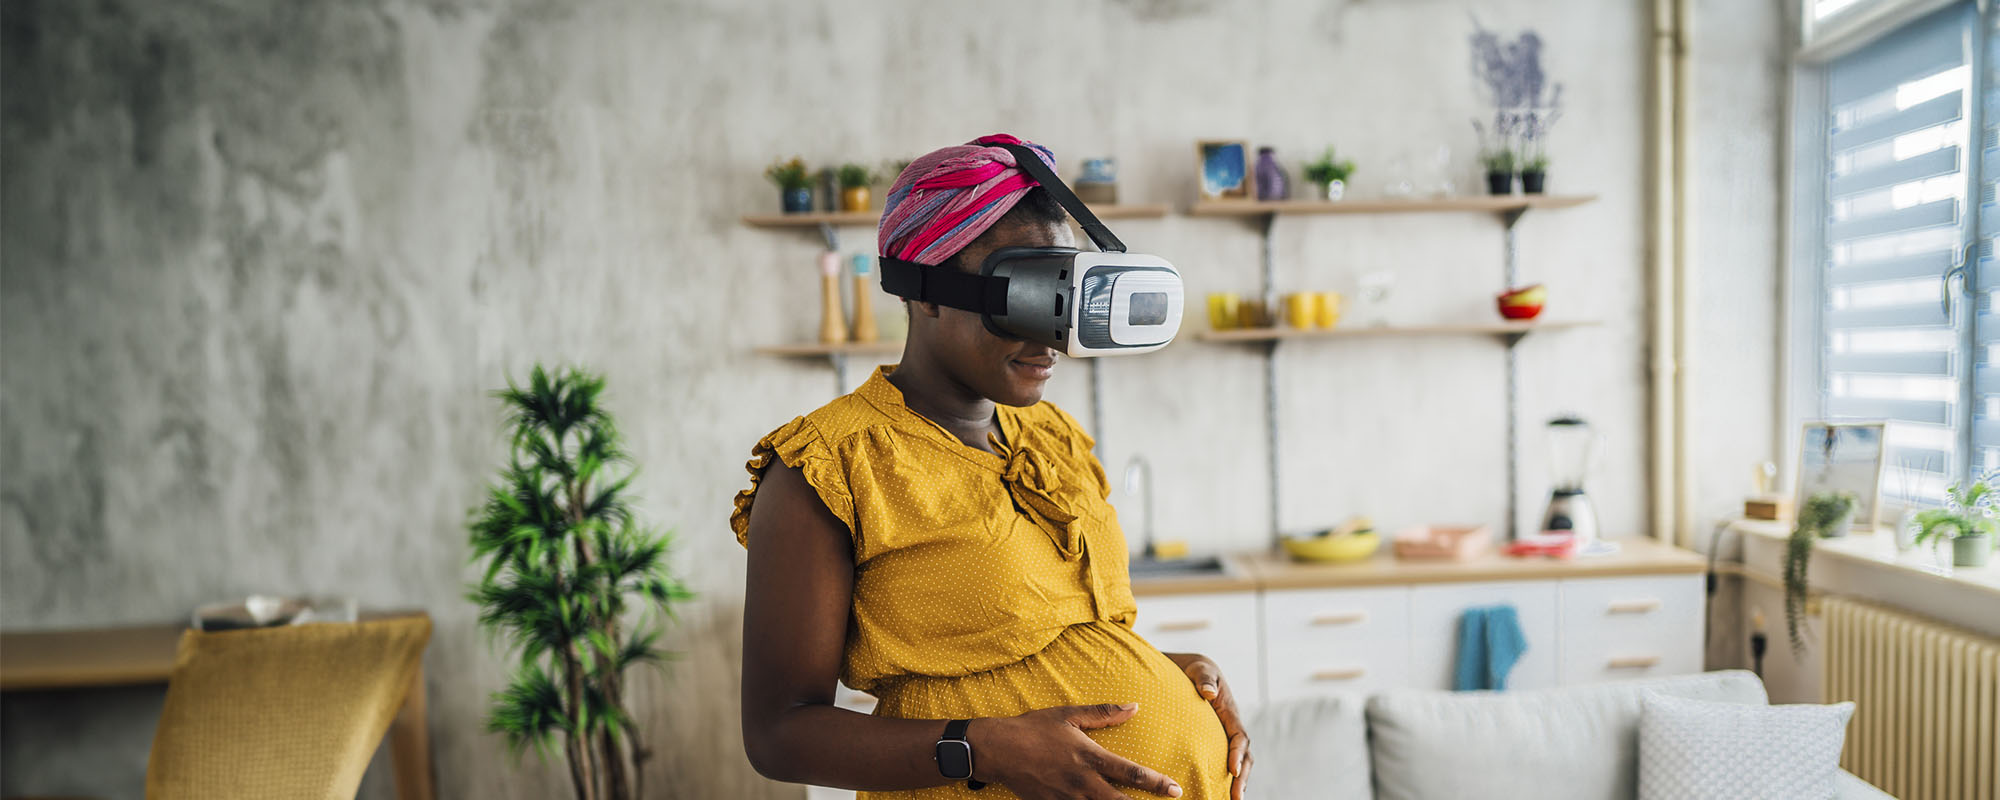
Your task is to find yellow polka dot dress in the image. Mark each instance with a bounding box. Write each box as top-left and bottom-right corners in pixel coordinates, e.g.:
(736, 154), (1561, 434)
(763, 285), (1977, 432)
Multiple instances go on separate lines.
(732, 366), (1229, 799)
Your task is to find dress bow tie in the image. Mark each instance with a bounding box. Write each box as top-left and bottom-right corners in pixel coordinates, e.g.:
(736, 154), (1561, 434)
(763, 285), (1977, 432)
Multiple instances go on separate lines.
(997, 442), (1084, 560)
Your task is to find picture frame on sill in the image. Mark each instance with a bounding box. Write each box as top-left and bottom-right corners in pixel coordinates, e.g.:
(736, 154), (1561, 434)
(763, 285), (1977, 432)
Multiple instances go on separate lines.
(1795, 420), (1887, 533)
(1196, 140), (1254, 201)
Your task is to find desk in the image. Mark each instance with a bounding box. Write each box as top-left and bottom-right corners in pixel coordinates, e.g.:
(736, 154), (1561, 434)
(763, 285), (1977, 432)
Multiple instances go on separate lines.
(1, 613), (435, 800)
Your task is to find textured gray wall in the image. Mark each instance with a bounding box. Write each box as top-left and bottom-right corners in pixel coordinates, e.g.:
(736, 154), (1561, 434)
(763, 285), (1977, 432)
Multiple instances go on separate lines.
(0, 0), (1781, 797)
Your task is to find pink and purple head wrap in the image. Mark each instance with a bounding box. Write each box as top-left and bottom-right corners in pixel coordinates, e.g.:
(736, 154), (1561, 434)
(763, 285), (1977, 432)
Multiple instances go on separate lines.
(877, 133), (1058, 267)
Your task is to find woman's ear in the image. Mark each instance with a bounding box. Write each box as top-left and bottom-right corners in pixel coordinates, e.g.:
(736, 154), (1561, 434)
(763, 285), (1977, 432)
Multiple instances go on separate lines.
(912, 299), (942, 319)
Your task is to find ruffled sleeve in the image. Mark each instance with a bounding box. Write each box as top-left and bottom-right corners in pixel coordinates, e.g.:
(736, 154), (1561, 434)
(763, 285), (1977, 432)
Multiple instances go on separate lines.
(729, 416), (856, 548)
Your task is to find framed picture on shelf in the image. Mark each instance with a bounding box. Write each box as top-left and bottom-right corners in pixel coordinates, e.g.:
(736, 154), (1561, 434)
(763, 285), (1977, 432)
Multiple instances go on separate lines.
(1196, 140), (1254, 201)
(1795, 420), (1887, 532)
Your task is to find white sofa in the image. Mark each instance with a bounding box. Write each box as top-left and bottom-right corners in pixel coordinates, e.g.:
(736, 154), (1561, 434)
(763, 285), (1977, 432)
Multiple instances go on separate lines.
(1244, 670), (1892, 799)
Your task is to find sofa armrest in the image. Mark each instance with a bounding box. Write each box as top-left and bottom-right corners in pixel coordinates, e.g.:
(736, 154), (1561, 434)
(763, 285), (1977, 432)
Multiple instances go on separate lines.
(1833, 770), (1893, 799)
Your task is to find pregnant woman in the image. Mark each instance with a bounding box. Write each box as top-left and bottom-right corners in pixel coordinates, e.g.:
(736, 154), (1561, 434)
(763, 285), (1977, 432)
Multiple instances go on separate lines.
(733, 135), (1251, 799)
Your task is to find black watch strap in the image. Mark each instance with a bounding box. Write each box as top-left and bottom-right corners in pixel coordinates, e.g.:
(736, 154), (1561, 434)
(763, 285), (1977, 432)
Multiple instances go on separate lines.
(937, 718), (985, 790)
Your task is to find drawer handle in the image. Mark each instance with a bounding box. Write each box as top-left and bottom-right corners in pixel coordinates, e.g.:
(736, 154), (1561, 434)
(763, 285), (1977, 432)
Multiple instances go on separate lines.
(1607, 655), (1661, 669)
(1155, 619), (1212, 632)
(1310, 612), (1368, 626)
(1607, 599), (1661, 615)
(1310, 668), (1366, 682)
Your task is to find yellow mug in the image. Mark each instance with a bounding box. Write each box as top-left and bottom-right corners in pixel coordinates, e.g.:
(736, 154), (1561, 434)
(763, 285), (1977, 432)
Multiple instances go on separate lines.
(1207, 292), (1241, 330)
(1314, 291), (1344, 329)
(1285, 293), (1316, 330)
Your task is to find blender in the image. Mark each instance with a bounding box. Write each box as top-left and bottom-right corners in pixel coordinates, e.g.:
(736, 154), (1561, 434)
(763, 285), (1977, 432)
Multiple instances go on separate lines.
(1540, 416), (1601, 546)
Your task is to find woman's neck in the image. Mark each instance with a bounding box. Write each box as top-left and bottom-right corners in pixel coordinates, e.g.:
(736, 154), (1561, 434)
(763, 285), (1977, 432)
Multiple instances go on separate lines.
(887, 354), (1000, 451)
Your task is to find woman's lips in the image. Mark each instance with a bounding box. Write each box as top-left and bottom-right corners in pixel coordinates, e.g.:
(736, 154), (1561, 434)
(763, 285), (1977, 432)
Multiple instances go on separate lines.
(1009, 359), (1054, 380)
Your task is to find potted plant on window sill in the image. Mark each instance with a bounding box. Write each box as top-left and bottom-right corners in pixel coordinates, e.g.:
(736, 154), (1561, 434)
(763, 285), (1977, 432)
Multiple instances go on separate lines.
(1299, 147), (1357, 202)
(767, 157), (814, 213)
(1914, 476), (1997, 569)
(1783, 489), (1855, 655)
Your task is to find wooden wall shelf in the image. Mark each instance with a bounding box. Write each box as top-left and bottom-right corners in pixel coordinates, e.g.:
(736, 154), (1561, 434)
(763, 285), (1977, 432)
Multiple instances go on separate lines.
(1197, 320), (1599, 343)
(743, 203), (1171, 229)
(755, 340), (903, 358)
(1188, 195), (1596, 217)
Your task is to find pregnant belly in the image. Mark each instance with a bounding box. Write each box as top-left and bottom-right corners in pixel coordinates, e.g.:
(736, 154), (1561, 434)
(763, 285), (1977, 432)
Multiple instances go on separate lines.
(867, 621), (1231, 800)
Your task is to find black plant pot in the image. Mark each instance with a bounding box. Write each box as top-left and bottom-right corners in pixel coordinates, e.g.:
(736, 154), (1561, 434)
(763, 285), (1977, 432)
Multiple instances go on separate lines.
(1521, 170), (1547, 194)
(1486, 171), (1514, 195)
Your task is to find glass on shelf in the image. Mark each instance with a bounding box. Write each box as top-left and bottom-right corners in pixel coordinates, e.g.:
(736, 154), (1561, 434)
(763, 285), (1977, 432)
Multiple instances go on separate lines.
(1356, 271), (1397, 326)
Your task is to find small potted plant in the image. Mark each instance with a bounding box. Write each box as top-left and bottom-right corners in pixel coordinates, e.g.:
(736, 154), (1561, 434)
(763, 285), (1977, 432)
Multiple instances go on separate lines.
(1300, 147), (1357, 201)
(1520, 151), (1548, 194)
(766, 157), (814, 213)
(836, 163), (877, 212)
(1914, 476), (1998, 568)
(1783, 489), (1855, 654)
(1481, 148), (1516, 195)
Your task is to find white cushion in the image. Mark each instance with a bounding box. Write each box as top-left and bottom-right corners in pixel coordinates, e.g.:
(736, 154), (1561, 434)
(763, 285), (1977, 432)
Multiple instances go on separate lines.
(1366, 670), (1767, 800)
(1638, 692), (1855, 800)
(1242, 693), (1371, 800)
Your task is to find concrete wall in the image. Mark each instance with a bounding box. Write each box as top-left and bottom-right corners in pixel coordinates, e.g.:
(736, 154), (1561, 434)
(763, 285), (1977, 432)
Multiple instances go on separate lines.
(0, 0), (1784, 797)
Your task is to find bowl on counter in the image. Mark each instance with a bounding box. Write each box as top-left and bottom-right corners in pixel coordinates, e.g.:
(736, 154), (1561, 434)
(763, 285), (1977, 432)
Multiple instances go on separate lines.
(1280, 531), (1381, 563)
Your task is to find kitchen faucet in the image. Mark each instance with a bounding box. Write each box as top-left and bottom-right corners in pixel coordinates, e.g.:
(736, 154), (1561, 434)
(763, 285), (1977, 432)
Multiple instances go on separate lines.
(1123, 455), (1157, 560)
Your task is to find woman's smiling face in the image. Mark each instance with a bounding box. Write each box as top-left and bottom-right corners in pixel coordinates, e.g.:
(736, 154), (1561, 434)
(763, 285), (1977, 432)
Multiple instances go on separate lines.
(917, 215), (1075, 407)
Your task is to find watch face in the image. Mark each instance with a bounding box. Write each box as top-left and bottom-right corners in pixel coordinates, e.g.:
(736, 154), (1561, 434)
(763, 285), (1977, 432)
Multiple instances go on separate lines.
(935, 740), (973, 780)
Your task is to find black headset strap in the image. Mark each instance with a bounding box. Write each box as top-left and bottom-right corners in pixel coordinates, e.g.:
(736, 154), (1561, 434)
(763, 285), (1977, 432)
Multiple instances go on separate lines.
(992, 143), (1126, 254)
(879, 255), (1007, 313)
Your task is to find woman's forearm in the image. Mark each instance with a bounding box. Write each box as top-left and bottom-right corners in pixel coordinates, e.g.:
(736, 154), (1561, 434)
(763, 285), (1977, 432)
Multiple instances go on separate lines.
(744, 702), (976, 790)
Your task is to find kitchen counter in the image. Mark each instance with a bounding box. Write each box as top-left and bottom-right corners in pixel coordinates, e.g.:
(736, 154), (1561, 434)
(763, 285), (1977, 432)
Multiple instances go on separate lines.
(1127, 554), (1262, 597)
(1128, 536), (1703, 595)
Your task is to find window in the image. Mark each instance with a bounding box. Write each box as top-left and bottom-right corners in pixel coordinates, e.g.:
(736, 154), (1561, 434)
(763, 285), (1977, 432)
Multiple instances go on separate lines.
(1797, 1), (1980, 506)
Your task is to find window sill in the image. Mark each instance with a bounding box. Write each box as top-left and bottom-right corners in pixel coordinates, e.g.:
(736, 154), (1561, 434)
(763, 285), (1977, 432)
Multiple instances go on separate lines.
(1733, 519), (2000, 597)
(1730, 519), (2000, 637)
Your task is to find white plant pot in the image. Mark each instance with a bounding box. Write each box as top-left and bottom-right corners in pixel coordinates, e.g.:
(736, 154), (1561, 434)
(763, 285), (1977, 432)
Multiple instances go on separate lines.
(1325, 179), (1346, 201)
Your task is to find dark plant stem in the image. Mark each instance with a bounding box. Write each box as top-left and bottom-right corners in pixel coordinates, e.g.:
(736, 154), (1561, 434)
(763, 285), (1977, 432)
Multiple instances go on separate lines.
(598, 726), (628, 800)
(562, 640), (596, 800)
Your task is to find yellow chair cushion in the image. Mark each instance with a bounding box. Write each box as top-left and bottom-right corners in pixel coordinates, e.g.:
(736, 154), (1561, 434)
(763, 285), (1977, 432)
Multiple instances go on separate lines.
(146, 615), (430, 800)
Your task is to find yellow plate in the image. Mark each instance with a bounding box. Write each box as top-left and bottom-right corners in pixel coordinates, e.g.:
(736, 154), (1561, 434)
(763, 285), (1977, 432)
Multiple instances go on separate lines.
(1281, 531), (1381, 563)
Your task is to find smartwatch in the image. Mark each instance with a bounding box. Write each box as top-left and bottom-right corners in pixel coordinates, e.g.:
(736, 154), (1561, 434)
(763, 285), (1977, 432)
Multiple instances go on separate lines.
(934, 718), (985, 790)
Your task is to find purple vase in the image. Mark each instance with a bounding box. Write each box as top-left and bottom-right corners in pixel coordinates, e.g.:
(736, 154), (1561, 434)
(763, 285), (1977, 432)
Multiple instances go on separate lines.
(1255, 147), (1289, 201)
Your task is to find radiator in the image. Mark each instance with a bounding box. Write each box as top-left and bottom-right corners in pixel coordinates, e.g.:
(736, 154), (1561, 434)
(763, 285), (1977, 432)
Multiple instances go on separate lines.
(1824, 597), (2000, 800)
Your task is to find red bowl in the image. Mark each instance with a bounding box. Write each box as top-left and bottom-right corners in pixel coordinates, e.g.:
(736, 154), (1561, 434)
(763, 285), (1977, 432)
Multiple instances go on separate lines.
(1497, 300), (1544, 320)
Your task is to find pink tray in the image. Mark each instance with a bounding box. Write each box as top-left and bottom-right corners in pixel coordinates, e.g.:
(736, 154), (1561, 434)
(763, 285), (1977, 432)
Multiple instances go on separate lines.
(1392, 524), (1493, 560)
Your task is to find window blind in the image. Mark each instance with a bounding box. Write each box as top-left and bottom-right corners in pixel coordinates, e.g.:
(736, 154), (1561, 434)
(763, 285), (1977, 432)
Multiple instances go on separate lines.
(1821, 2), (1976, 502)
(1974, 7), (2000, 473)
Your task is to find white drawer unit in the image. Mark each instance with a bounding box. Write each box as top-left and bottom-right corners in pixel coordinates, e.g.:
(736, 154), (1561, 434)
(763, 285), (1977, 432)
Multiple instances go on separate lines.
(1259, 585), (1413, 701)
(1407, 580), (1561, 691)
(1133, 591), (1264, 708)
(1263, 636), (1412, 701)
(1260, 585), (1412, 651)
(1555, 574), (1705, 684)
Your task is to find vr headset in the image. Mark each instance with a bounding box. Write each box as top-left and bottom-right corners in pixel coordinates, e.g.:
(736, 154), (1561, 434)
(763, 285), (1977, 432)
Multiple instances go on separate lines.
(878, 143), (1185, 358)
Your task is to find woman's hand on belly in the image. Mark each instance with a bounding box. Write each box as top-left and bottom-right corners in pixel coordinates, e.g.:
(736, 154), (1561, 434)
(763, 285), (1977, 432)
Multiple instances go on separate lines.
(971, 703), (1184, 799)
(1163, 652), (1254, 800)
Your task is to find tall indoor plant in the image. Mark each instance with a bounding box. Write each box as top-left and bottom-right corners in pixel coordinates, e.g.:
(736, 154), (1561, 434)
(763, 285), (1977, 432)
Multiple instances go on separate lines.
(468, 365), (693, 800)
(1783, 490), (1855, 655)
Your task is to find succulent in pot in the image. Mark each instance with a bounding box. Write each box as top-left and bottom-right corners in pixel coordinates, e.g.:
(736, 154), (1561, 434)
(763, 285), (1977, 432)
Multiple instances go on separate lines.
(766, 157), (814, 213)
(836, 163), (877, 212)
(1300, 147), (1357, 202)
